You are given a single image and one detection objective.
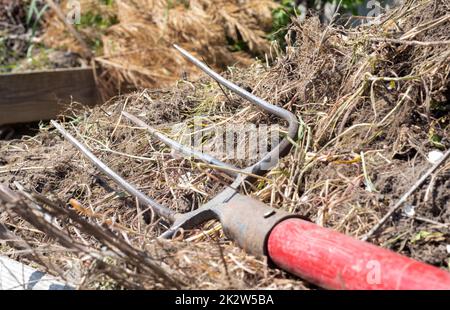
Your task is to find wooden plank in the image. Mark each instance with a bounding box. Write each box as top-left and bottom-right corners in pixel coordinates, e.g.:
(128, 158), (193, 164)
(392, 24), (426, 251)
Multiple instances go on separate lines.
(0, 255), (73, 290)
(0, 67), (101, 126)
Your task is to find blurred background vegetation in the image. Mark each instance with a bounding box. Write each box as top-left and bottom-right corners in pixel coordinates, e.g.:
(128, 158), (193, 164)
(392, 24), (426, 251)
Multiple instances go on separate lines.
(1, 0), (397, 74)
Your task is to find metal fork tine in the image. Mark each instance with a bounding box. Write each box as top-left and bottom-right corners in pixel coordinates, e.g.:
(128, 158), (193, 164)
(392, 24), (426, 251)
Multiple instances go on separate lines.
(173, 44), (298, 175)
(51, 121), (176, 221)
(121, 111), (239, 177)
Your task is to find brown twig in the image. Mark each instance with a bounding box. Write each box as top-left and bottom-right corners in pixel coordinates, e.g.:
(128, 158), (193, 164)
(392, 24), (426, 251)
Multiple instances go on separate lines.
(1, 184), (184, 289)
(370, 37), (450, 46)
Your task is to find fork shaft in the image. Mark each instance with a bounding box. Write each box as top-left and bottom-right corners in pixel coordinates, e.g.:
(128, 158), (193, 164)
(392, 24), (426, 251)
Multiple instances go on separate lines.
(267, 218), (450, 290)
(217, 194), (450, 289)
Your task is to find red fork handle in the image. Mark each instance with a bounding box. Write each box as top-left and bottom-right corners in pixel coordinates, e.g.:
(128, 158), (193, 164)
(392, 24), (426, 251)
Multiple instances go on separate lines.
(267, 218), (450, 290)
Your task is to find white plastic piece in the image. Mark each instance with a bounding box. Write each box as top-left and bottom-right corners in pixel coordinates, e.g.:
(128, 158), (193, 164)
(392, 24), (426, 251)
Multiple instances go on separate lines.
(427, 150), (444, 164)
(0, 255), (72, 290)
(403, 204), (415, 217)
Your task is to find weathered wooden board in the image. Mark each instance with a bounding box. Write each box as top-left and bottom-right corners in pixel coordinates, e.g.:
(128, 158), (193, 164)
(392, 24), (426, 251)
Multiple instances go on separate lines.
(0, 67), (100, 126)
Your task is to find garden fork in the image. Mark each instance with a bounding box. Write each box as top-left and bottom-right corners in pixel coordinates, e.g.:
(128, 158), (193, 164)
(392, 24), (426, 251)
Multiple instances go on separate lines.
(51, 46), (450, 290)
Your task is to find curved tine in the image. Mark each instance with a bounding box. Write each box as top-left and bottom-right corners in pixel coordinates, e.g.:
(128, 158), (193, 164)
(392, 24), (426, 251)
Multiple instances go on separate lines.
(122, 111), (239, 176)
(174, 45), (299, 175)
(51, 121), (176, 222)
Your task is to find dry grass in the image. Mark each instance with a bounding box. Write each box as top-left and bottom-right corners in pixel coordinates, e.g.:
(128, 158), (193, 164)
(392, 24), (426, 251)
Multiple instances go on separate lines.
(0, 0), (449, 289)
(43, 0), (278, 94)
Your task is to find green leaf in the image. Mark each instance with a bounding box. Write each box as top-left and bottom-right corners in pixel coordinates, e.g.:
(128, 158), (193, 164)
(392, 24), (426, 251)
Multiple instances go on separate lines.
(26, 0), (37, 26)
(411, 231), (445, 244)
(389, 80), (396, 89)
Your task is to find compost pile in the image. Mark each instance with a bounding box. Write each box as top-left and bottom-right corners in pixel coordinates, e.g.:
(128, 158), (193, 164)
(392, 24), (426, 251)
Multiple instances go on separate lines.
(0, 0), (449, 289)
